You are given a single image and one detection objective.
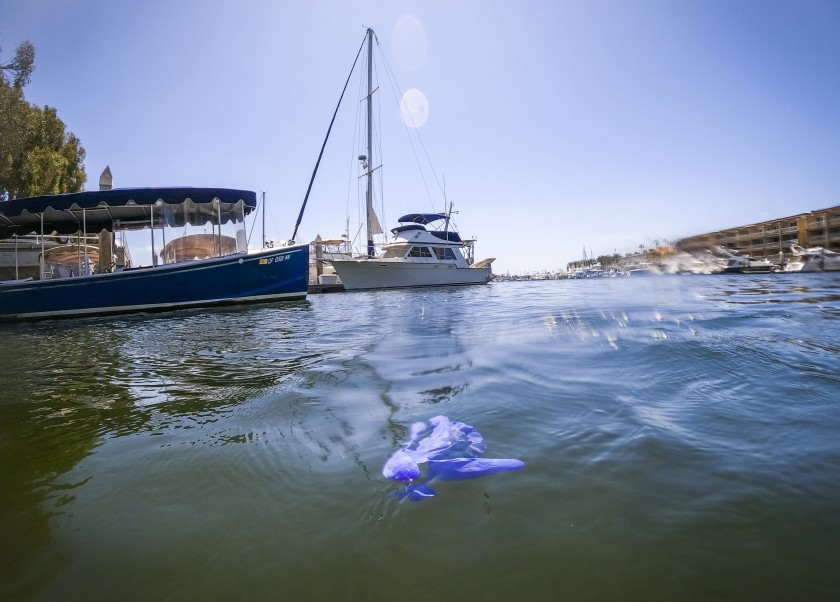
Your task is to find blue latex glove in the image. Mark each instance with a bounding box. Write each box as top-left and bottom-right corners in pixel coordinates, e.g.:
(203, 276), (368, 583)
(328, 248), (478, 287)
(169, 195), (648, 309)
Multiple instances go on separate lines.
(383, 415), (524, 500)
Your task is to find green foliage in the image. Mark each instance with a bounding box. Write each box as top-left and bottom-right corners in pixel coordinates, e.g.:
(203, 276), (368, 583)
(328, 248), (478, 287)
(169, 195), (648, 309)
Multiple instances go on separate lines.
(596, 254), (623, 267)
(0, 40), (35, 88)
(0, 41), (86, 199)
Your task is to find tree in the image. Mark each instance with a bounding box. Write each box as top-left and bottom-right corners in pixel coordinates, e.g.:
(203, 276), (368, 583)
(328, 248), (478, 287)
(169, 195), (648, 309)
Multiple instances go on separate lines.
(0, 40), (86, 199)
(0, 40), (34, 88)
(596, 254), (614, 268)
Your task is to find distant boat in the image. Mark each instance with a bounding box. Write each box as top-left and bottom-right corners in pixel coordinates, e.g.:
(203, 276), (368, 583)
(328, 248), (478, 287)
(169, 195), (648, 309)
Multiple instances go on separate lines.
(712, 247), (777, 274)
(790, 244), (840, 272)
(720, 255), (777, 274)
(327, 28), (494, 290)
(0, 187), (308, 321)
(781, 255), (804, 273)
(626, 262), (660, 276)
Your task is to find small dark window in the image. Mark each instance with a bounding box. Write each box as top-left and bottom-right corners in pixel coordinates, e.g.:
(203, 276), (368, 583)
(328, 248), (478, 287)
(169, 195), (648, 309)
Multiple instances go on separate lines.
(408, 246), (433, 258)
(432, 247), (457, 260)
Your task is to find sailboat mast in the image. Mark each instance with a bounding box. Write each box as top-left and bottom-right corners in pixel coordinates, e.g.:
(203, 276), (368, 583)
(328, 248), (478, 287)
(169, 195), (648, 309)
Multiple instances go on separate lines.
(365, 27), (374, 258)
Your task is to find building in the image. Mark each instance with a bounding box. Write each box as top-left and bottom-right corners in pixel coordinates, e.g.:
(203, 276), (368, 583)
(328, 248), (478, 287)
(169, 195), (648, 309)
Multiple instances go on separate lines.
(676, 204), (840, 264)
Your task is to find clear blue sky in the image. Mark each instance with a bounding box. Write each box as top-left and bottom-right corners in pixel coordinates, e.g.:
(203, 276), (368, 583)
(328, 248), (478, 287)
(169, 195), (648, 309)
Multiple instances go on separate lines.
(3, 0), (839, 274)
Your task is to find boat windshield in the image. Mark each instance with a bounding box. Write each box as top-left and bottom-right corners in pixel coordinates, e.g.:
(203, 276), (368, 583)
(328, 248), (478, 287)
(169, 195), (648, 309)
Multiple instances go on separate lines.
(157, 199), (248, 264)
(381, 245), (409, 259)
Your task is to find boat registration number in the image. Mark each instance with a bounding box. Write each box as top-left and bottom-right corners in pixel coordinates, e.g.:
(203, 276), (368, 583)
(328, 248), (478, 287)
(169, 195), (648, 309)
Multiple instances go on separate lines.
(258, 254), (290, 265)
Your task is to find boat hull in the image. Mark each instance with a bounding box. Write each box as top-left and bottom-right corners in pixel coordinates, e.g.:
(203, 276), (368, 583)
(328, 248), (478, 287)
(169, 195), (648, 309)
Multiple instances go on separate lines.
(720, 266), (777, 274)
(330, 260), (491, 290)
(799, 260), (840, 272)
(0, 245), (309, 321)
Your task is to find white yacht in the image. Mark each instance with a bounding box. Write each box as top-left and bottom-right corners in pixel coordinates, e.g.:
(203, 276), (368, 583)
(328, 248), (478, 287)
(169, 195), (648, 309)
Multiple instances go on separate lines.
(712, 247), (777, 274)
(626, 262), (660, 276)
(327, 28), (494, 291)
(720, 255), (777, 274)
(790, 245), (840, 272)
(330, 212), (493, 290)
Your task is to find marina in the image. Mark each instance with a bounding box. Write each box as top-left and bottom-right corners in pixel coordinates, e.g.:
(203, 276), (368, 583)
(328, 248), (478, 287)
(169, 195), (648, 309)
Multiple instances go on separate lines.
(3, 4), (840, 601)
(676, 204), (840, 270)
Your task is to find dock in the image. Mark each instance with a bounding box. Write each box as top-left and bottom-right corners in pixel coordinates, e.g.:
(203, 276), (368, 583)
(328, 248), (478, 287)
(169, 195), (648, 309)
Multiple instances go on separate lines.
(308, 282), (345, 294)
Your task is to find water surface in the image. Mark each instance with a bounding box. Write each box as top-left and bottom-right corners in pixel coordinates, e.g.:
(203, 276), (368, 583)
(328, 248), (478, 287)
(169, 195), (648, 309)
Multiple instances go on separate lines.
(2, 274), (839, 600)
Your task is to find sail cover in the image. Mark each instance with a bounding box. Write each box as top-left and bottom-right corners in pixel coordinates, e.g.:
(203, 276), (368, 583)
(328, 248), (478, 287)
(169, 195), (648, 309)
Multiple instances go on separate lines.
(367, 205), (383, 235)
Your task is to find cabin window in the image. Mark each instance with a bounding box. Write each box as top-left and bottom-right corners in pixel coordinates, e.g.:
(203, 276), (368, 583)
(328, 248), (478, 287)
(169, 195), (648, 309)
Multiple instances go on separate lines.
(381, 247), (406, 259)
(407, 246), (433, 258)
(432, 247), (457, 260)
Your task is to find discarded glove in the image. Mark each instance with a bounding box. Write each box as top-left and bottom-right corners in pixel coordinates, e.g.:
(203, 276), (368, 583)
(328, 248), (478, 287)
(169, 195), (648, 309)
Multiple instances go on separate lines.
(383, 415), (524, 501)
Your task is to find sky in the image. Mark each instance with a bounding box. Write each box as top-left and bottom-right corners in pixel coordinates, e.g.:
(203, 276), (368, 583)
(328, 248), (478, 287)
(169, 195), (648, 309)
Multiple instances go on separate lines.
(2, 0), (839, 274)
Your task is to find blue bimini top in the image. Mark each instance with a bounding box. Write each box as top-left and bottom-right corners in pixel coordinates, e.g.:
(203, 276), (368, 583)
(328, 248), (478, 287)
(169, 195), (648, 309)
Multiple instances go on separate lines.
(0, 187), (257, 238)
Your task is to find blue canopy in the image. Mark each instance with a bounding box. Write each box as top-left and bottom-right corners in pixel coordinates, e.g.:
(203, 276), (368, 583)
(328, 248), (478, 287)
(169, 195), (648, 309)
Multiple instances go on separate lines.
(0, 187), (256, 238)
(430, 230), (462, 243)
(398, 213), (447, 225)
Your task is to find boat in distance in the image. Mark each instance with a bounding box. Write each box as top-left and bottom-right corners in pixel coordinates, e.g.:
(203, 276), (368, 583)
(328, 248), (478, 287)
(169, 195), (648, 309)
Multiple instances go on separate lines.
(0, 187), (308, 321)
(329, 212), (494, 290)
(711, 247), (778, 274)
(719, 255), (778, 274)
(790, 244), (840, 272)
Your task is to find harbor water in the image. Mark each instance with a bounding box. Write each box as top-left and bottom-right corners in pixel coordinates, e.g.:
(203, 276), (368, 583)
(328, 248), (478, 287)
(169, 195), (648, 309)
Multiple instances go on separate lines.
(2, 274), (839, 600)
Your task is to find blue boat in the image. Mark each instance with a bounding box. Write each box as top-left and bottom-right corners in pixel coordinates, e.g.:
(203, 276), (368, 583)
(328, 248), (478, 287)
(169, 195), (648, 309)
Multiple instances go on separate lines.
(0, 187), (308, 320)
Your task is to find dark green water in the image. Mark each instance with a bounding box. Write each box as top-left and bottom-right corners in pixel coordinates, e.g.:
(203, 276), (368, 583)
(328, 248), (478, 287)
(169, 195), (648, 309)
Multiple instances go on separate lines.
(2, 275), (839, 600)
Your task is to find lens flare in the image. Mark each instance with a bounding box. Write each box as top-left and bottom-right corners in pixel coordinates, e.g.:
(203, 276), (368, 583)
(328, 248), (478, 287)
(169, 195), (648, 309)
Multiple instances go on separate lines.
(391, 15), (427, 71)
(400, 88), (429, 128)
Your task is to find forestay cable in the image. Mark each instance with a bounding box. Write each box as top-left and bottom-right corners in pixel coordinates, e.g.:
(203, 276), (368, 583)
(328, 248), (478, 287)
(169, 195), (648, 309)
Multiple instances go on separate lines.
(291, 33), (367, 242)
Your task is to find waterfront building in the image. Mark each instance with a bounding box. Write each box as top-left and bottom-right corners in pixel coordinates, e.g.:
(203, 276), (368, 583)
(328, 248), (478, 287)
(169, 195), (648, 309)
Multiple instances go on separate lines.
(676, 204), (840, 264)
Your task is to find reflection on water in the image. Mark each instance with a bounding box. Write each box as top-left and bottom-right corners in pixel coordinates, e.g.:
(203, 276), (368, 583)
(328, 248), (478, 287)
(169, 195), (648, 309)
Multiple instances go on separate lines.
(2, 275), (840, 599)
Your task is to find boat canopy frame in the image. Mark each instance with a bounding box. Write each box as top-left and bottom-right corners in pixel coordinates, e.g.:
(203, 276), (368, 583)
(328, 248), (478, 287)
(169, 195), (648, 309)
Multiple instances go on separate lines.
(0, 187), (257, 238)
(397, 213), (448, 225)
